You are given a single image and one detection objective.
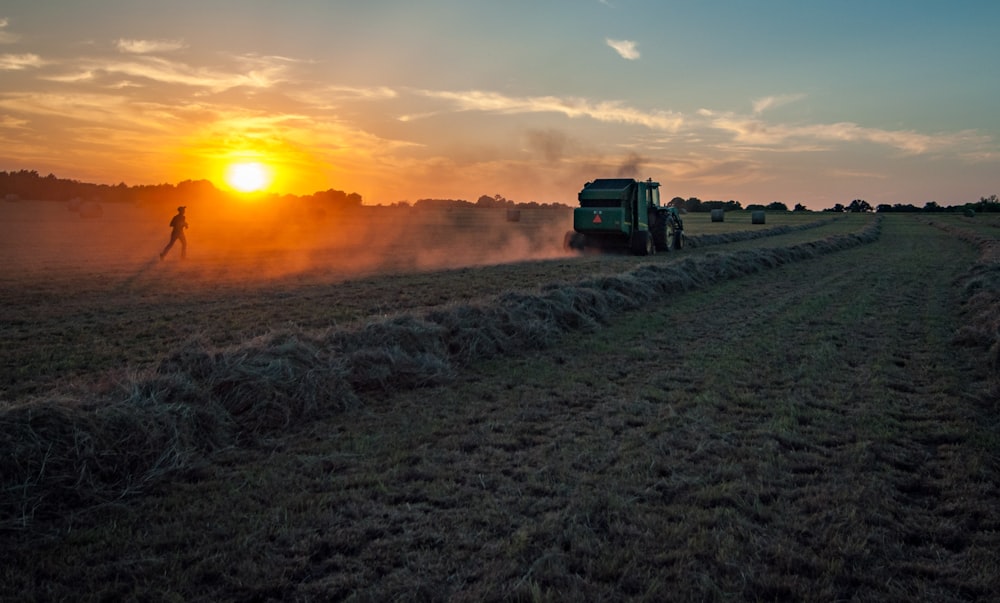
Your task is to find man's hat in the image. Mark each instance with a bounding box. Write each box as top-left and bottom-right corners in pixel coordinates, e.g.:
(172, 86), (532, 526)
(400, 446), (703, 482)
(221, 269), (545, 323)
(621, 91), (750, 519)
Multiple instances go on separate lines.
(178, 206), (186, 211)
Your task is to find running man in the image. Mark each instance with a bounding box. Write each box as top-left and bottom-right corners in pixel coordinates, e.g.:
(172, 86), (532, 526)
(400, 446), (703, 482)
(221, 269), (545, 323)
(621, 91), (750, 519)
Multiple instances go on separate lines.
(160, 206), (188, 260)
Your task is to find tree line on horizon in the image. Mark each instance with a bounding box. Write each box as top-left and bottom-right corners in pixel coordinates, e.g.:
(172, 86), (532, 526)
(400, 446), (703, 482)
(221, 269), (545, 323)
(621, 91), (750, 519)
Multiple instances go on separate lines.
(0, 169), (364, 210)
(667, 195), (1000, 214)
(2, 169), (997, 214)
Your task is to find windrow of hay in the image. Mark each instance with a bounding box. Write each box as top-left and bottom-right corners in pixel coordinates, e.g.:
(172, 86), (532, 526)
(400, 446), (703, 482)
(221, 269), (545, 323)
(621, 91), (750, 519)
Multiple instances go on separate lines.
(928, 220), (1000, 388)
(683, 216), (839, 247)
(0, 217), (882, 529)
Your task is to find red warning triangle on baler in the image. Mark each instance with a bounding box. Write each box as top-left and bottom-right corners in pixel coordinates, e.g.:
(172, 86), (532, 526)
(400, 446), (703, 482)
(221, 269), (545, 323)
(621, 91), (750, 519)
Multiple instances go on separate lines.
(593, 213), (602, 224)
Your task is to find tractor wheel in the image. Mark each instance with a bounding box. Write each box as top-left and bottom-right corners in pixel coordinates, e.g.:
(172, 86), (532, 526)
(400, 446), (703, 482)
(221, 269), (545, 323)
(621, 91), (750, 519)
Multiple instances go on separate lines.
(672, 230), (684, 250)
(652, 214), (670, 252)
(630, 230), (653, 256)
(564, 231), (586, 252)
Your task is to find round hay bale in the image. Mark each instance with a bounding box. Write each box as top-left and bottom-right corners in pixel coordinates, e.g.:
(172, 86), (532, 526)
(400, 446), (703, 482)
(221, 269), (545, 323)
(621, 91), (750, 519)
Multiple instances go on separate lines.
(751, 210), (766, 224)
(710, 209), (725, 222)
(506, 209), (521, 222)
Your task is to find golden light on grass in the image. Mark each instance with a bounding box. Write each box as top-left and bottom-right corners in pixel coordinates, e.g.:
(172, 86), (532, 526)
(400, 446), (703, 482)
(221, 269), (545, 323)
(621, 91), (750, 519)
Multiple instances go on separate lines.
(224, 161), (273, 193)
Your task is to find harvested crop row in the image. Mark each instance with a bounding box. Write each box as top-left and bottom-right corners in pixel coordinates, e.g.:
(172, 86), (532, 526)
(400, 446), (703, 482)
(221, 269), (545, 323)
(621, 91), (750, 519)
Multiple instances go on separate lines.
(682, 215), (839, 247)
(926, 218), (1000, 386)
(0, 214), (845, 404)
(0, 218), (882, 529)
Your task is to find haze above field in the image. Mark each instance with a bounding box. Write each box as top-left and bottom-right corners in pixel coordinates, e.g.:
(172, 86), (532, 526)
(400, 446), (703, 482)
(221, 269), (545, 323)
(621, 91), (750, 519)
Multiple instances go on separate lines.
(1, 1), (998, 209)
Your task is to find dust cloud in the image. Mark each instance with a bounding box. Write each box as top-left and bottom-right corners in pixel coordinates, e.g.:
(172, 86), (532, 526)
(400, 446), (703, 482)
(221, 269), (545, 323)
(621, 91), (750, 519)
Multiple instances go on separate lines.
(616, 152), (647, 178)
(0, 199), (575, 289)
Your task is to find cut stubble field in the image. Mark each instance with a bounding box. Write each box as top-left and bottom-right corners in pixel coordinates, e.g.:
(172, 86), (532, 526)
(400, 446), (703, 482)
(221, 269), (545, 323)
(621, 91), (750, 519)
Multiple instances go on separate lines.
(1, 207), (999, 601)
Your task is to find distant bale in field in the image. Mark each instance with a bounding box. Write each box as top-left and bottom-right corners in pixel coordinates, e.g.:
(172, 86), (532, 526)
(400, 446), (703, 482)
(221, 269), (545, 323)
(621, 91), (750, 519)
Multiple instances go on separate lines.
(68, 197), (83, 212)
(506, 209), (521, 222)
(710, 209), (725, 222)
(751, 210), (766, 225)
(964, 208), (976, 218)
(78, 202), (103, 219)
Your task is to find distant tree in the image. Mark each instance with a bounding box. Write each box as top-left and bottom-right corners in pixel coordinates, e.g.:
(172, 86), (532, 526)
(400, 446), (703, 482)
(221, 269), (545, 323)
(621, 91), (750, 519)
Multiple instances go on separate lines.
(308, 188), (362, 209)
(823, 203), (846, 212)
(745, 204), (766, 211)
(766, 201), (788, 211)
(668, 196), (686, 210)
(793, 203), (807, 212)
(684, 197), (702, 213)
(175, 179), (224, 204)
(414, 198), (474, 209)
(847, 199), (873, 213)
(701, 200), (742, 212)
(475, 194), (514, 208)
(922, 201), (941, 213)
(976, 194), (1000, 213)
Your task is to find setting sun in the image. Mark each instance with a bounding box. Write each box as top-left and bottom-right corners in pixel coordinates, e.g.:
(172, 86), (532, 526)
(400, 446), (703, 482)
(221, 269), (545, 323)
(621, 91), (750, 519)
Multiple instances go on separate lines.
(225, 162), (272, 193)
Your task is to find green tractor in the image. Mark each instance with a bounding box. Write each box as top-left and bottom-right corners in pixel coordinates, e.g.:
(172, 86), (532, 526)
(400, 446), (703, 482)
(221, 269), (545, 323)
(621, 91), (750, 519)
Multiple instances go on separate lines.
(563, 178), (683, 255)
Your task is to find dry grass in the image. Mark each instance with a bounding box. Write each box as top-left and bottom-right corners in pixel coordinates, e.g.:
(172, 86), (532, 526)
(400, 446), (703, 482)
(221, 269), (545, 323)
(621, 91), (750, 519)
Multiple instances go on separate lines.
(929, 217), (1000, 389)
(0, 215), (881, 529)
(682, 214), (838, 247)
(1, 209), (998, 601)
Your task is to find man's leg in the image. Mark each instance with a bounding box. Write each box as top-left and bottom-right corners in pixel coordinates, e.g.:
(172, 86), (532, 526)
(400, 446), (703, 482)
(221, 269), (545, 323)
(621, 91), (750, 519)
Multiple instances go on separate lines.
(161, 234), (177, 259)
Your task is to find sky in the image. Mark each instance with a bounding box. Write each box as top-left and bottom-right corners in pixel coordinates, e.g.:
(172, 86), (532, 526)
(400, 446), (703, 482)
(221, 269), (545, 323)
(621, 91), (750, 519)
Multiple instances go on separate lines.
(1, 0), (998, 210)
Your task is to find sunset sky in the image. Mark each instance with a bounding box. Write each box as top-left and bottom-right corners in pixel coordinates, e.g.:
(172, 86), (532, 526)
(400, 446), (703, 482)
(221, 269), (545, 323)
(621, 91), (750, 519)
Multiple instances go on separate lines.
(1, 1), (998, 209)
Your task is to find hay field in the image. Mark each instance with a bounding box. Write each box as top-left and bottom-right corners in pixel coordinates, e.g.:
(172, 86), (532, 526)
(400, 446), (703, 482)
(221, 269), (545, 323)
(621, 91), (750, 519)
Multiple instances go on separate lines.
(1, 205), (998, 601)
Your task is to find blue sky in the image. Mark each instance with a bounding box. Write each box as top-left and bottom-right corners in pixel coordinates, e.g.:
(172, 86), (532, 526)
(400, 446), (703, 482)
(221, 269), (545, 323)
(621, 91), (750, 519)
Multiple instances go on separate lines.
(1, 0), (997, 208)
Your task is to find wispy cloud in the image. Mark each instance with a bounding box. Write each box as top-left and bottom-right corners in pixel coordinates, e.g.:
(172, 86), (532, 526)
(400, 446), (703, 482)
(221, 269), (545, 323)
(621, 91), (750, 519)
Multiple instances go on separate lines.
(42, 70), (96, 83)
(606, 38), (640, 60)
(318, 84), (398, 101)
(0, 53), (42, 70)
(752, 93), (806, 114)
(285, 84), (398, 114)
(408, 87), (987, 159)
(829, 168), (886, 180)
(704, 110), (985, 155)
(116, 38), (187, 54)
(41, 55), (286, 92)
(0, 91), (177, 133)
(0, 114), (28, 129)
(415, 89), (683, 131)
(0, 18), (18, 44)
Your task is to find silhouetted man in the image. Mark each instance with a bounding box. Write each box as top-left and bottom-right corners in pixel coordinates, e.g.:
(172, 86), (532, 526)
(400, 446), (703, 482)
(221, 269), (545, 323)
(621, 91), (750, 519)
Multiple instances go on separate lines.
(160, 206), (188, 260)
